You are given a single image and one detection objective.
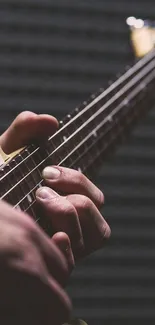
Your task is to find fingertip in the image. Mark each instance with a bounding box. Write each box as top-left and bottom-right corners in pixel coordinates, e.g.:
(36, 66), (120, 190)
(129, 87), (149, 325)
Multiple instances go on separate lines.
(38, 114), (59, 130)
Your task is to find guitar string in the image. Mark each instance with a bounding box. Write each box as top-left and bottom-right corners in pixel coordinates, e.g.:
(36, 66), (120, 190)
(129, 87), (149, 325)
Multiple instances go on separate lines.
(12, 69), (155, 210)
(22, 69), (155, 214)
(47, 49), (155, 140)
(0, 53), (154, 196)
(0, 48), (155, 184)
(58, 70), (155, 167)
(69, 80), (155, 172)
(1, 60), (155, 203)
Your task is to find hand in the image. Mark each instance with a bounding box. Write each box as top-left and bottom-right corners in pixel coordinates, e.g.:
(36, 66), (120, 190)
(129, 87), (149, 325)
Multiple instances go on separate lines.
(36, 166), (111, 260)
(1, 111), (111, 261)
(0, 200), (71, 325)
(0, 112), (72, 325)
(0, 111), (74, 270)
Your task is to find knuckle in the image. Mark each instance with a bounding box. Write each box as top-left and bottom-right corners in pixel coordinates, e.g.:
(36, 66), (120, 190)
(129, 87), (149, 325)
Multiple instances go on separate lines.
(14, 111), (36, 132)
(76, 170), (86, 186)
(72, 170), (86, 187)
(77, 195), (93, 215)
(62, 201), (76, 219)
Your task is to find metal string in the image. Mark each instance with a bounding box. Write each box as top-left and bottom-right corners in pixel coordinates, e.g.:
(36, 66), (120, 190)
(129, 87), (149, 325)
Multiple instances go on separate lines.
(13, 68), (155, 211)
(1, 53), (155, 209)
(0, 49), (155, 184)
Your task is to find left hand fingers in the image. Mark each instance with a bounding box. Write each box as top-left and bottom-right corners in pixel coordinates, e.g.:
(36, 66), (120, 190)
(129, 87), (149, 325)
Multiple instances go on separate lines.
(66, 194), (111, 258)
(36, 186), (110, 260)
(42, 166), (104, 209)
(36, 187), (84, 258)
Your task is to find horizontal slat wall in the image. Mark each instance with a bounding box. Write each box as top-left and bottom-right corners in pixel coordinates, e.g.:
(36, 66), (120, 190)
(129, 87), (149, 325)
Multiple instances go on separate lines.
(0, 1), (155, 325)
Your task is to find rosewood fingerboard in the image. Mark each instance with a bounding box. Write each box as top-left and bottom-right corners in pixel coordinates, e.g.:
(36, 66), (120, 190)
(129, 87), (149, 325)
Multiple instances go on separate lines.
(1, 48), (155, 234)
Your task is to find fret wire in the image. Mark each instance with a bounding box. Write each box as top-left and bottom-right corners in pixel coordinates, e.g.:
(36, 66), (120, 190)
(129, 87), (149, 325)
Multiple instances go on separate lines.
(15, 105), (138, 214)
(82, 97), (152, 174)
(13, 181), (43, 209)
(24, 198), (42, 215)
(1, 66), (155, 203)
(0, 50), (155, 185)
(14, 98), (151, 214)
(77, 100), (153, 174)
(25, 202), (38, 221)
(47, 49), (155, 140)
(1, 57), (154, 192)
(8, 70), (155, 212)
(0, 145), (42, 182)
(6, 158), (31, 210)
(57, 69), (155, 167)
(1, 54), (155, 207)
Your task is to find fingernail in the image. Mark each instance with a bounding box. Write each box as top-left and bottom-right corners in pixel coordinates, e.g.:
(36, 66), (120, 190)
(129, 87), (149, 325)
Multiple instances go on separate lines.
(42, 166), (60, 180)
(36, 187), (52, 199)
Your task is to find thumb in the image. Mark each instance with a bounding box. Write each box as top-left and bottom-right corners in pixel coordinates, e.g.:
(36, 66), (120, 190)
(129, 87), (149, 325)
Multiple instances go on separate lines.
(52, 232), (75, 277)
(0, 111), (58, 154)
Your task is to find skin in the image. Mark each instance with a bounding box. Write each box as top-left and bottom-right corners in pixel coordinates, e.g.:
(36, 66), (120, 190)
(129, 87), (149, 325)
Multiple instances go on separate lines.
(0, 111), (111, 325)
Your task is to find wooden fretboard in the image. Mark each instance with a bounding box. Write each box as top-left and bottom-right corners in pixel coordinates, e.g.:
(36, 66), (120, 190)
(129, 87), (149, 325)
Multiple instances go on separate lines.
(1, 48), (155, 234)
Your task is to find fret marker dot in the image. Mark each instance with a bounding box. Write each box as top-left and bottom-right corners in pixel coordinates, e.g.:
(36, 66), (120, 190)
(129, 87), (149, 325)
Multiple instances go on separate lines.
(124, 99), (129, 106)
(63, 136), (67, 141)
(92, 130), (97, 137)
(27, 194), (33, 203)
(107, 115), (113, 123)
(78, 167), (82, 173)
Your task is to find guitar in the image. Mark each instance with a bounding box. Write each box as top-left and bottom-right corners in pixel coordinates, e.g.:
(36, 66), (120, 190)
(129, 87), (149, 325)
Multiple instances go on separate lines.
(0, 16), (155, 325)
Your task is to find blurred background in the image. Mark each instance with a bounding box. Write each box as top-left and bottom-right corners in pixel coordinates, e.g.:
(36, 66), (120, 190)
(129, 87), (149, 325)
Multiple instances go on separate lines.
(0, 1), (155, 324)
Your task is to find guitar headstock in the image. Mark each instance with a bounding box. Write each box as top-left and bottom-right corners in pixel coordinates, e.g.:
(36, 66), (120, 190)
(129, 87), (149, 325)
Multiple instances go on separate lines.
(127, 16), (155, 58)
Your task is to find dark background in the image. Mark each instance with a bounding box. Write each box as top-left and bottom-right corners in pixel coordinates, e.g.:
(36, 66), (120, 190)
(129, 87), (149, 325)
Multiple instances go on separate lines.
(0, 1), (155, 325)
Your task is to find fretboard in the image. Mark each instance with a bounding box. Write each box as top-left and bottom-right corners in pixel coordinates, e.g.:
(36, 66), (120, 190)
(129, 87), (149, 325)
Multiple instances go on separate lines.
(1, 49), (155, 234)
